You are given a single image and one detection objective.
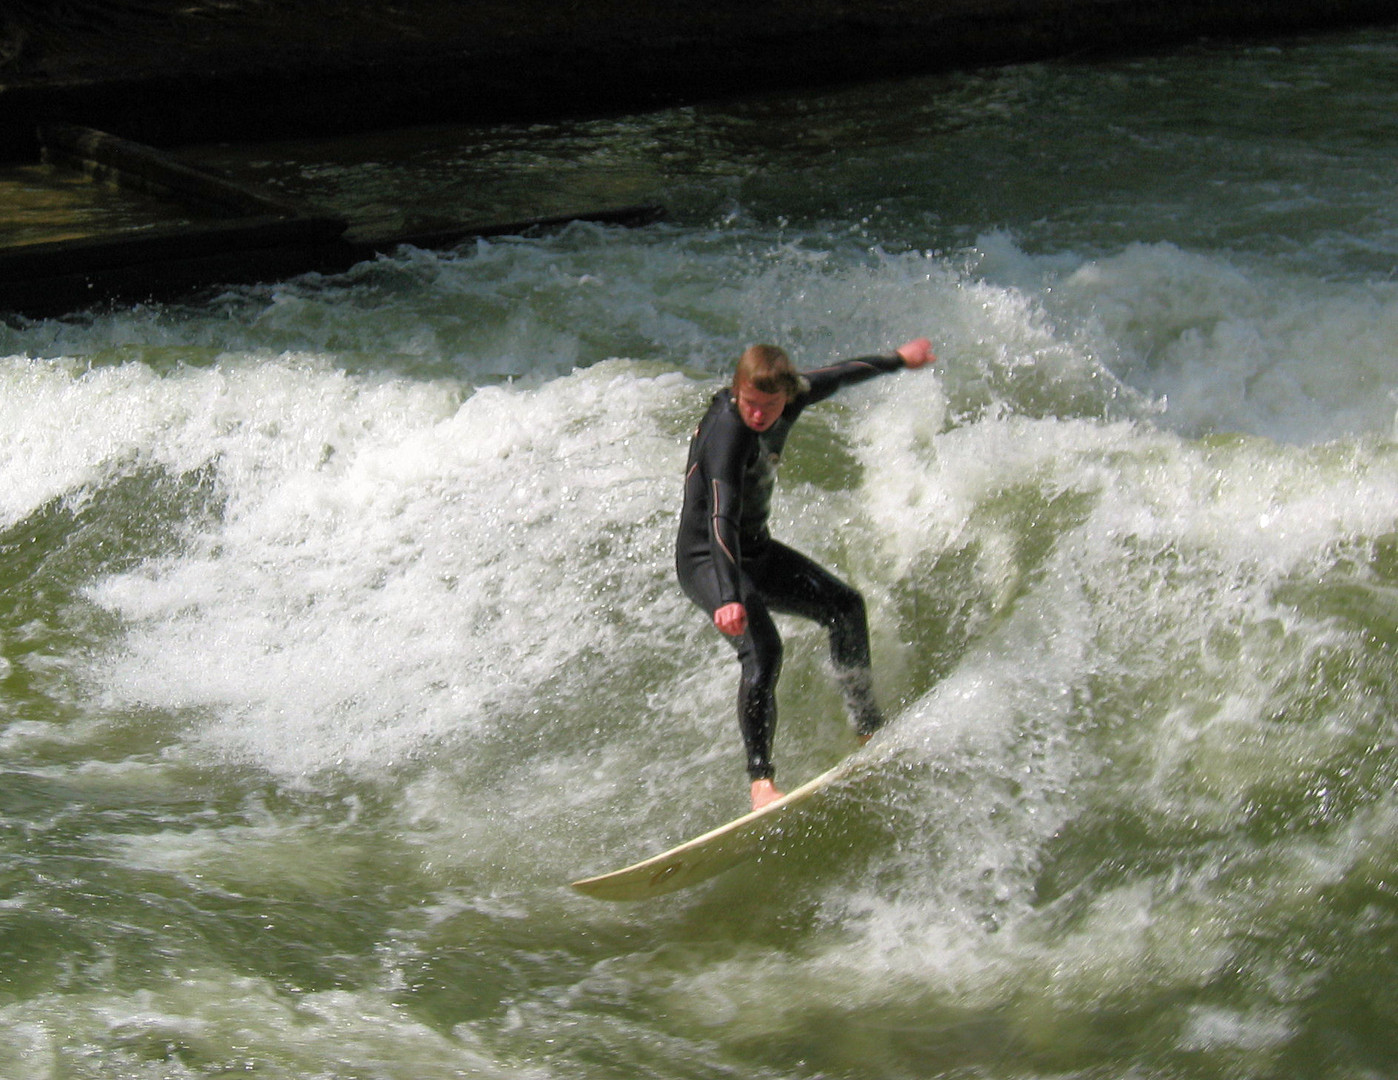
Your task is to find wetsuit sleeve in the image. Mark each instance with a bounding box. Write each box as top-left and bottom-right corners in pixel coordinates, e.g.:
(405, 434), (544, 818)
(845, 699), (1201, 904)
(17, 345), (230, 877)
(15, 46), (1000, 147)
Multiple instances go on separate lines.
(690, 405), (754, 606)
(700, 411), (750, 608)
(799, 353), (906, 407)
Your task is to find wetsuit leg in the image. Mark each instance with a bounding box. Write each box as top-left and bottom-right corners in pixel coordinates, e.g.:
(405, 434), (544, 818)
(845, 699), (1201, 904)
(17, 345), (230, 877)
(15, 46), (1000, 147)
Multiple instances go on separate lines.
(753, 542), (885, 737)
(732, 592), (782, 781)
(676, 556), (784, 781)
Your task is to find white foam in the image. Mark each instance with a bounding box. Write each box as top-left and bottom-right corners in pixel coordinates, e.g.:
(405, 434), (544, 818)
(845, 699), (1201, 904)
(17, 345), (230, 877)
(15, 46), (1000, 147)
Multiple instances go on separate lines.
(975, 234), (1398, 443)
(83, 357), (695, 778)
(4, 227), (1391, 1051)
(0, 971), (546, 1080)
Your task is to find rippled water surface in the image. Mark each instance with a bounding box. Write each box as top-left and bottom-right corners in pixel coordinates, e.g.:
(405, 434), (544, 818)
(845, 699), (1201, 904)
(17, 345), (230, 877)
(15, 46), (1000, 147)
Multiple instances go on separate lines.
(2, 25), (1397, 1080)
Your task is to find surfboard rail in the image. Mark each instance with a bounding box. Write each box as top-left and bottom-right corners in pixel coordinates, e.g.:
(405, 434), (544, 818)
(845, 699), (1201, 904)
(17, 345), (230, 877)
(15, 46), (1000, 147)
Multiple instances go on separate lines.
(571, 759), (852, 901)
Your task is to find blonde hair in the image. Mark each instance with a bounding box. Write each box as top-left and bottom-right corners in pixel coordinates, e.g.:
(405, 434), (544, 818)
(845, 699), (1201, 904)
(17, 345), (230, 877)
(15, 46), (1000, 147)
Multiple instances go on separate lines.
(733, 344), (806, 397)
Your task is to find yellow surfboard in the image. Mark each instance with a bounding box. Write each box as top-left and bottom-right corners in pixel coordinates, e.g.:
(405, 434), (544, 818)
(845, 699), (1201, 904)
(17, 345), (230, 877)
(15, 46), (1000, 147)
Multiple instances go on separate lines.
(571, 759), (853, 901)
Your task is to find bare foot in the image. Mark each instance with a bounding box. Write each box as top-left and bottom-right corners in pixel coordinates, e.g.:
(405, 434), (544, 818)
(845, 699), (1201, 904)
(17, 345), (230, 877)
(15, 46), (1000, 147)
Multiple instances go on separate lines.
(750, 778), (785, 812)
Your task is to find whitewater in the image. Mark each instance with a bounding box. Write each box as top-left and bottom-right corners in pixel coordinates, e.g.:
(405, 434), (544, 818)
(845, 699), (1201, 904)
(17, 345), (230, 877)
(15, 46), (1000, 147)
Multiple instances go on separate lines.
(1, 24), (1396, 1080)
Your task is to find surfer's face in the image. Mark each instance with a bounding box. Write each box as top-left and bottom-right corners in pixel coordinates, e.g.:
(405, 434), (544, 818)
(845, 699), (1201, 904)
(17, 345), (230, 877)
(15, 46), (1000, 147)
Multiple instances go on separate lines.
(734, 382), (788, 432)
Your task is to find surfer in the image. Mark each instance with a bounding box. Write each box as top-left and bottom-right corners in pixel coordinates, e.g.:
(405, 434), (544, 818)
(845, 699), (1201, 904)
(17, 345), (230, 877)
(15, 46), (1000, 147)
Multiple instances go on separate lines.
(676, 338), (935, 811)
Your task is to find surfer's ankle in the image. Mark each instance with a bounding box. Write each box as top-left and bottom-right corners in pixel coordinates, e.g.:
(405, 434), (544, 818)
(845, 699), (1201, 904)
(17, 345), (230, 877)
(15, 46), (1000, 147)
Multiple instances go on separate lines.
(837, 666), (883, 736)
(750, 778), (784, 811)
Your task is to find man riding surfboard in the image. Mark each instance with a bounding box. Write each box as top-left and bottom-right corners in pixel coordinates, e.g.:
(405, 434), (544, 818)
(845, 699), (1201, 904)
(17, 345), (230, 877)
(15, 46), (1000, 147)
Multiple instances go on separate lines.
(676, 338), (935, 810)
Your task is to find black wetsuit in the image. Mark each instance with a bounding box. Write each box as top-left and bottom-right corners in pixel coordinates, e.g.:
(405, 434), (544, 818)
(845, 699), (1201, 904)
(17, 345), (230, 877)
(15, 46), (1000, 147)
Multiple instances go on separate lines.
(675, 354), (907, 782)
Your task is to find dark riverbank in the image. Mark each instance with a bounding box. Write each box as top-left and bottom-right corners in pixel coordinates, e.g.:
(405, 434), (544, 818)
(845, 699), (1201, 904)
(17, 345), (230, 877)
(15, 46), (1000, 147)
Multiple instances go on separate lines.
(3, 0), (1394, 319)
(3, 0), (1396, 157)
